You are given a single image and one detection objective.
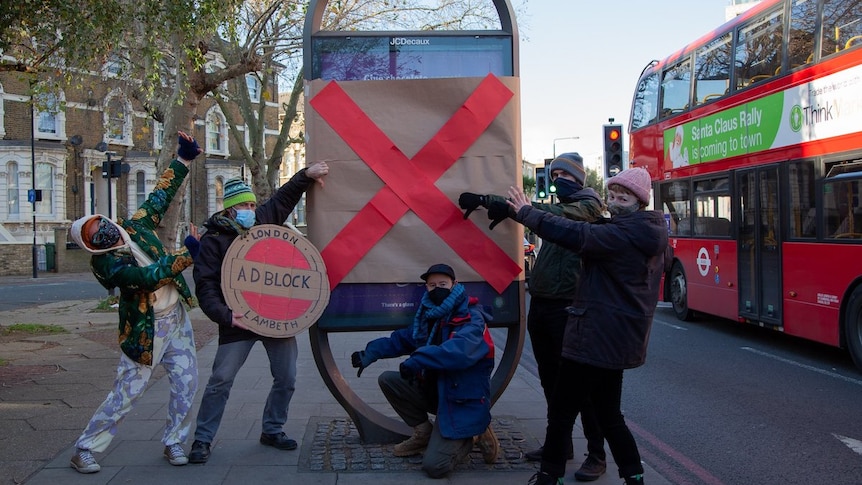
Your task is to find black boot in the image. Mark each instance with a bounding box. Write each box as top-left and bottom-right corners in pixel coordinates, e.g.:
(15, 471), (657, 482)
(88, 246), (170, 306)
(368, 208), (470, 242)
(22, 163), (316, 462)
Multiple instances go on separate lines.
(188, 440), (211, 464)
(624, 474), (644, 485)
(524, 440), (575, 461)
(574, 454), (607, 481)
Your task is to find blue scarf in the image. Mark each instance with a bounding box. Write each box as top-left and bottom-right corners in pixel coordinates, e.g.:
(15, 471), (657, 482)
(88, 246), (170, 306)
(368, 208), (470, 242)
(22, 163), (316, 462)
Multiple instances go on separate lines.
(412, 283), (467, 346)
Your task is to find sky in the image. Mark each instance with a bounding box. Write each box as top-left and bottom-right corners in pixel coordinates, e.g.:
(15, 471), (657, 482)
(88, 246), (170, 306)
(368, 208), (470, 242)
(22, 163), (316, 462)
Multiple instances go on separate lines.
(515, 0), (737, 172)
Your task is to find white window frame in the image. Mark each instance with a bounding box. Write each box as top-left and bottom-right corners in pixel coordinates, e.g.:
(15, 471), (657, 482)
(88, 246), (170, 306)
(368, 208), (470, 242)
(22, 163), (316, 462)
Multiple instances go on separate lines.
(35, 162), (54, 216)
(6, 160), (20, 218)
(0, 82), (6, 138)
(104, 91), (133, 146)
(215, 176), (224, 211)
(125, 161), (157, 217)
(247, 74), (261, 103)
(206, 107), (229, 156)
(33, 91), (66, 141)
(103, 53), (125, 78)
(153, 120), (165, 149)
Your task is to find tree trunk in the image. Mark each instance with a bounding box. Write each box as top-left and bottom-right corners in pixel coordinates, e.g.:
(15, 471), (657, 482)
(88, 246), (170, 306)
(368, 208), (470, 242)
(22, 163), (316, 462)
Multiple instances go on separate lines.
(156, 90), (202, 248)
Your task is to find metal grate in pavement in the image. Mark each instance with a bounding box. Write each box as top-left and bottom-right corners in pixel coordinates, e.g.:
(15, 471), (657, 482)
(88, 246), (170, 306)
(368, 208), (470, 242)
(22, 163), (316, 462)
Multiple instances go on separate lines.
(298, 415), (539, 473)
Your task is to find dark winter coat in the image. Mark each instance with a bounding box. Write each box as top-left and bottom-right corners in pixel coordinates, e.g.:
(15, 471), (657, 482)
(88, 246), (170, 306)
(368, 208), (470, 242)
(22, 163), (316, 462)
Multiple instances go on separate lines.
(193, 169), (314, 345)
(514, 207), (668, 369)
(362, 295), (495, 440)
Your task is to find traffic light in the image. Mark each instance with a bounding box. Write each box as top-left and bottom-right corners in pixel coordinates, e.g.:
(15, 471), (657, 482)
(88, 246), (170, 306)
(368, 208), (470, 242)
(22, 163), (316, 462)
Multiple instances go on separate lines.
(603, 124), (623, 179)
(536, 167), (547, 199)
(543, 158), (556, 195)
(101, 159), (122, 179)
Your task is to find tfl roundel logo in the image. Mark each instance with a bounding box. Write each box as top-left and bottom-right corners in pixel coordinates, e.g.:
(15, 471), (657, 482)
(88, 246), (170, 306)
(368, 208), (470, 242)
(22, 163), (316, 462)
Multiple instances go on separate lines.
(220, 224), (330, 338)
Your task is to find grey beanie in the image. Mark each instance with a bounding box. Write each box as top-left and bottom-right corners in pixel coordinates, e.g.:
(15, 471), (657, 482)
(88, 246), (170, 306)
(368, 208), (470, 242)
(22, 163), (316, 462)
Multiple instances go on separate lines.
(549, 152), (586, 186)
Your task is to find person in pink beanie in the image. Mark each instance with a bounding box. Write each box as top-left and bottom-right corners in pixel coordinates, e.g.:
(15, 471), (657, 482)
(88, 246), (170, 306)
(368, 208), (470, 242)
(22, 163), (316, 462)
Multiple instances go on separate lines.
(505, 167), (667, 485)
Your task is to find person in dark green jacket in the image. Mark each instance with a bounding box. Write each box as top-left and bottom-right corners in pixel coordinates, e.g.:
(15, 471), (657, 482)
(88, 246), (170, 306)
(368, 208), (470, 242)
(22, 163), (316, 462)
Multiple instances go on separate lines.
(459, 152), (608, 481)
(67, 131), (202, 474)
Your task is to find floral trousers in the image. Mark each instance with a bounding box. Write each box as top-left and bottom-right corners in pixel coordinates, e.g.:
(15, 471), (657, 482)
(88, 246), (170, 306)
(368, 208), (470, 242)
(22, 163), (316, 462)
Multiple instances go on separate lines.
(75, 304), (198, 452)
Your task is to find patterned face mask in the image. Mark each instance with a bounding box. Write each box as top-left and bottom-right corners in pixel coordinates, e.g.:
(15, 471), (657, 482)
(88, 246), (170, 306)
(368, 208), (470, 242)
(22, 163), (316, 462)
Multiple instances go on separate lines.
(90, 218), (121, 249)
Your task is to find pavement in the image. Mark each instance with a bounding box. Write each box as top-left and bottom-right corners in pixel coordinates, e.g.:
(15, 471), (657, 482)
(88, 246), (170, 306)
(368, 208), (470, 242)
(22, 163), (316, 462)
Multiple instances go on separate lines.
(0, 272), (672, 485)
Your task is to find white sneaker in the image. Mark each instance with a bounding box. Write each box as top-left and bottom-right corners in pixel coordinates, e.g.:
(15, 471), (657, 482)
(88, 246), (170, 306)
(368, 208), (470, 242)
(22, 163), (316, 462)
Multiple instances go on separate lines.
(164, 443), (189, 466)
(70, 448), (101, 473)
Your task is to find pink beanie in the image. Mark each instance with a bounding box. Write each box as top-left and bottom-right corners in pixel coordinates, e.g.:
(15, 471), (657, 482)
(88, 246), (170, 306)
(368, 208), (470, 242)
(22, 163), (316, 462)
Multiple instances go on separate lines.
(607, 167), (651, 205)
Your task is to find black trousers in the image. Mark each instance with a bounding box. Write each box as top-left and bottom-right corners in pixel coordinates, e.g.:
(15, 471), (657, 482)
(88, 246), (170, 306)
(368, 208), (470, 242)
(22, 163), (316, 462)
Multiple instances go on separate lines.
(540, 360), (644, 479)
(528, 297), (605, 459)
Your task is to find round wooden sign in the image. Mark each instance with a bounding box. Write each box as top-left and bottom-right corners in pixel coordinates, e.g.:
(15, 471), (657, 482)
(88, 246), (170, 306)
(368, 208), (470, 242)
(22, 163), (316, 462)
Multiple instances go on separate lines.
(221, 224), (330, 338)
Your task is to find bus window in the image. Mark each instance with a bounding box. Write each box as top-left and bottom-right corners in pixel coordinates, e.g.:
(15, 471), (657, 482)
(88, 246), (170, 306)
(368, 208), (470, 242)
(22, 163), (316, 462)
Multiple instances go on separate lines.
(694, 33), (732, 106)
(788, 161), (816, 238)
(824, 160), (862, 238)
(659, 57), (692, 120)
(788, 0), (818, 69)
(734, 7), (784, 89)
(631, 72), (659, 130)
(660, 180), (691, 236)
(693, 177), (732, 237)
(822, 0), (862, 57)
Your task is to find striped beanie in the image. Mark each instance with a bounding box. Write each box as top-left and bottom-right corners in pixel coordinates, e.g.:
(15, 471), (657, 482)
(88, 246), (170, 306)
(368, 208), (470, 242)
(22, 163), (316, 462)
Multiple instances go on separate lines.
(549, 152), (586, 187)
(223, 178), (256, 210)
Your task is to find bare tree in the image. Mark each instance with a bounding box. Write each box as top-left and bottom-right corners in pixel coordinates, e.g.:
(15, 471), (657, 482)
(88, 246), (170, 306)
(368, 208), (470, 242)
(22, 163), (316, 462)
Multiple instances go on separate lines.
(217, 0), (511, 201)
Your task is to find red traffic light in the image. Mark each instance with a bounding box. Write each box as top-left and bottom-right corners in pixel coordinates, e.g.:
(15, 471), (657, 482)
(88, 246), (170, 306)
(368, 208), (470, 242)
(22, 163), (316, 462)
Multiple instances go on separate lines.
(608, 129), (620, 141)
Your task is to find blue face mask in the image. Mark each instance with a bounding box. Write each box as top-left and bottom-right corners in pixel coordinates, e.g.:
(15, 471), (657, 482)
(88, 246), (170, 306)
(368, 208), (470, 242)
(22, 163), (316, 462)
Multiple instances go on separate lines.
(234, 209), (256, 229)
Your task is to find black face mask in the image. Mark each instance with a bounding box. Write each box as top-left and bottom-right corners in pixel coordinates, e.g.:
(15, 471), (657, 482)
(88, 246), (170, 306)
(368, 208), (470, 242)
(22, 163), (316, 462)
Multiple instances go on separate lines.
(428, 287), (451, 306)
(553, 178), (583, 200)
(91, 218), (121, 249)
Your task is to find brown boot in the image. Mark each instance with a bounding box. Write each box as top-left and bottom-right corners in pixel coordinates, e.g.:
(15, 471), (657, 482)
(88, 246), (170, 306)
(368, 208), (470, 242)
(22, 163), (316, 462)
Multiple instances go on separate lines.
(474, 425), (499, 464)
(393, 421), (432, 457)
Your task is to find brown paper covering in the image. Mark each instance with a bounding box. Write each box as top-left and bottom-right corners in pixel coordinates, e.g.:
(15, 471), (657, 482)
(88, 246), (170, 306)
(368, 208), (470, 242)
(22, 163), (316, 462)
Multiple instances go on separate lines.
(305, 76), (523, 285)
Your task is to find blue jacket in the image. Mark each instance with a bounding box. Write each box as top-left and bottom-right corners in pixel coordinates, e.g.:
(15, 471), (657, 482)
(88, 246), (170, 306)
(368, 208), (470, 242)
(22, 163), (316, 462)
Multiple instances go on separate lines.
(362, 292), (494, 439)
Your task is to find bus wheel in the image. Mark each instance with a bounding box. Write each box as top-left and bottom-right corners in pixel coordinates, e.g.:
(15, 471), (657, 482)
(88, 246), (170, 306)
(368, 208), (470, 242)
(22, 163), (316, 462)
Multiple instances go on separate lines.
(670, 262), (693, 321)
(845, 286), (862, 371)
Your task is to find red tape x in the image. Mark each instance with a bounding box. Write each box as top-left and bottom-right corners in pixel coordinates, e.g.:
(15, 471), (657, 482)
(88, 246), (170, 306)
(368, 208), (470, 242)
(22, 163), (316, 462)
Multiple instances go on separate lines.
(310, 74), (521, 293)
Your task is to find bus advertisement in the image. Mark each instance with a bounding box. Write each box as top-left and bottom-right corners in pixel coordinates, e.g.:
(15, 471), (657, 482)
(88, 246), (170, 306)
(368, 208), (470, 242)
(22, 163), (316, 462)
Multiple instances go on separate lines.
(627, 0), (862, 371)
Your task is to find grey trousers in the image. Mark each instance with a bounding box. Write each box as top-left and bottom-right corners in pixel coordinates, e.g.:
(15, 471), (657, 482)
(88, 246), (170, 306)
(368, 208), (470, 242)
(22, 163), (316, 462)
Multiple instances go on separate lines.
(378, 370), (472, 478)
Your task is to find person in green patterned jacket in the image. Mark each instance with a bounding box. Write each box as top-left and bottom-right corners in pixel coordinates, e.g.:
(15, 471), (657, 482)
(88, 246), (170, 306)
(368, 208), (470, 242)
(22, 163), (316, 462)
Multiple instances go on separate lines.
(67, 131), (203, 474)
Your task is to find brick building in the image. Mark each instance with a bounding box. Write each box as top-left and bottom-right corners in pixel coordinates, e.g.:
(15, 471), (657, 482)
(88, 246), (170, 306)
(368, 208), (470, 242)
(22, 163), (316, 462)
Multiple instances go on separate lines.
(0, 58), (298, 274)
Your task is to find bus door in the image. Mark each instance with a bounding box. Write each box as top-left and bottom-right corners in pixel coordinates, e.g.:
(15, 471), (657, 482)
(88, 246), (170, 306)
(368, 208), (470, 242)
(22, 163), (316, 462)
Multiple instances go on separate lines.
(737, 165), (782, 326)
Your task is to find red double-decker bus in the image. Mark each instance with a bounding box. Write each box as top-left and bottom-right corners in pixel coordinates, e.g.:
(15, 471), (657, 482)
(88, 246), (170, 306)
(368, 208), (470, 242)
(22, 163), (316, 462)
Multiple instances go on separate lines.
(628, 0), (862, 370)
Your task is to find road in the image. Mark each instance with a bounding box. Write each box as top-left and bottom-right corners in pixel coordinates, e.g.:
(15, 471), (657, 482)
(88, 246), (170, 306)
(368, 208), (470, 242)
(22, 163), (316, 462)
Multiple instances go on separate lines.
(622, 305), (862, 485)
(495, 299), (862, 485)
(3, 276), (861, 484)
(0, 273), (107, 311)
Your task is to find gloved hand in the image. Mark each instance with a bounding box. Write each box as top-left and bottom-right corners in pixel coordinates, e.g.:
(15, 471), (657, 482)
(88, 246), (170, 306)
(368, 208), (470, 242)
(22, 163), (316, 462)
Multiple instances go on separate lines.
(399, 359), (423, 382)
(458, 192), (487, 219)
(183, 235), (200, 259)
(351, 350), (371, 378)
(487, 200), (512, 230)
(177, 131), (202, 161)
